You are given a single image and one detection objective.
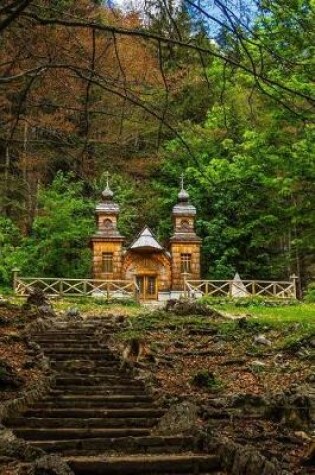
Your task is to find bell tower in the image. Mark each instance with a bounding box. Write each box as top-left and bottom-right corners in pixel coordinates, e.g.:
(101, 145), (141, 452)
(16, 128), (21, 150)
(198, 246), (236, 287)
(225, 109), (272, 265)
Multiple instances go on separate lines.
(91, 174), (124, 279)
(170, 176), (201, 290)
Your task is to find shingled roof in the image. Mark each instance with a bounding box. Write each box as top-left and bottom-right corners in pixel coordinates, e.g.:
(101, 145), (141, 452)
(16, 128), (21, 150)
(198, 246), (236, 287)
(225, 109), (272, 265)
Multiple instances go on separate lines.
(129, 226), (164, 252)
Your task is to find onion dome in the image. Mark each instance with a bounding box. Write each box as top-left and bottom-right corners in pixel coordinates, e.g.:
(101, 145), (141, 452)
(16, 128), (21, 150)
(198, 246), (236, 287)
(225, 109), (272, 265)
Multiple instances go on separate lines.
(101, 182), (114, 201)
(178, 187), (190, 202)
(95, 173), (120, 214)
(172, 174), (196, 216)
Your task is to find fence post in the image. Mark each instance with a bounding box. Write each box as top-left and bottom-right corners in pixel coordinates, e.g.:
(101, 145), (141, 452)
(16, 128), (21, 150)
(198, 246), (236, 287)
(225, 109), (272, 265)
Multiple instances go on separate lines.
(290, 274), (298, 299)
(107, 282), (110, 300)
(59, 279), (64, 297)
(12, 268), (20, 293)
(252, 281), (256, 296)
(228, 280), (232, 298)
(133, 277), (139, 303)
(182, 273), (188, 298)
(83, 281), (87, 296)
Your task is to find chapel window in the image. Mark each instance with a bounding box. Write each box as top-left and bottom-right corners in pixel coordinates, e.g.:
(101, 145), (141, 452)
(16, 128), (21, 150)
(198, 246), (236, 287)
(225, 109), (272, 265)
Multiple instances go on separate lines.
(180, 219), (190, 230)
(103, 218), (113, 229)
(102, 252), (113, 273)
(181, 253), (192, 273)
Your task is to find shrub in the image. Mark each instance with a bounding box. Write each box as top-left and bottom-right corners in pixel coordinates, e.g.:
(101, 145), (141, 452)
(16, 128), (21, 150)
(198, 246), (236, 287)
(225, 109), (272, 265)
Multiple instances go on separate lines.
(304, 282), (315, 303)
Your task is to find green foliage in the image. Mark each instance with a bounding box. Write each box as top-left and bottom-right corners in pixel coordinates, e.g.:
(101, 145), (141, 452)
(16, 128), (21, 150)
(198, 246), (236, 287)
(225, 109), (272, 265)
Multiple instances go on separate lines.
(20, 172), (94, 278)
(304, 282), (315, 303)
(191, 370), (223, 391)
(0, 217), (22, 285)
(200, 295), (299, 308)
(149, 0), (315, 283)
(156, 59), (315, 280)
(1, 0), (314, 289)
(0, 173), (95, 284)
(215, 302), (315, 329)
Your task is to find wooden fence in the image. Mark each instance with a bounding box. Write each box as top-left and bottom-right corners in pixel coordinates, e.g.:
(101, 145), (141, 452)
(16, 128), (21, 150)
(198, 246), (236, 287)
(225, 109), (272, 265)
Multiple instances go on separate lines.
(13, 274), (137, 300)
(184, 279), (297, 299)
(12, 270), (297, 300)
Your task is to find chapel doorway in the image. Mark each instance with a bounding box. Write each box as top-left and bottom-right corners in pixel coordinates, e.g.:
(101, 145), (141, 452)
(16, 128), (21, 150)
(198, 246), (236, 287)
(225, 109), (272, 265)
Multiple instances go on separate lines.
(136, 275), (158, 300)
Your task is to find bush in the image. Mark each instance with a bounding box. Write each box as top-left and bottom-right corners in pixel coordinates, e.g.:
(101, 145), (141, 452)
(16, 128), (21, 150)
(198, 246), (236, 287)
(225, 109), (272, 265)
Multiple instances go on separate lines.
(304, 282), (315, 303)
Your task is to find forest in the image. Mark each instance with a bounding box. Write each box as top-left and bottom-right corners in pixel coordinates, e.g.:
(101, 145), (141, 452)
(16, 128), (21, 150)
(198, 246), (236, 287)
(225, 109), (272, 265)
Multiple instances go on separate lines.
(0, 0), (314, 291)
(0, 4), (315, 473)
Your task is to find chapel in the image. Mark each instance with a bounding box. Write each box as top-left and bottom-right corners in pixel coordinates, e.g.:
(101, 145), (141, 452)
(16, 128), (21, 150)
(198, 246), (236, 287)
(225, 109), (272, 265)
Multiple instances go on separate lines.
(91, 178), (201, 300)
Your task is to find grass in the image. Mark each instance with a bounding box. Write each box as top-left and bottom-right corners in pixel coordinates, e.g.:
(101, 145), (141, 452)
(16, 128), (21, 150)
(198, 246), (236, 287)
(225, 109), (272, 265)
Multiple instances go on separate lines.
(52, 297), (141, 317)
(214, 302), (315, 350)
(216, 302), (315, 325)
(2, 291), (315, 349)
(48, 298), (315, 347)
(111, 301), (315, 350)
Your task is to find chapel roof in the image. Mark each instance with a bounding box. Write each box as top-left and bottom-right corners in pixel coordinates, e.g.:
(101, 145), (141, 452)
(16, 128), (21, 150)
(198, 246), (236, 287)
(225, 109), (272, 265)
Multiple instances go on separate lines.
(129, 226), (164, 252)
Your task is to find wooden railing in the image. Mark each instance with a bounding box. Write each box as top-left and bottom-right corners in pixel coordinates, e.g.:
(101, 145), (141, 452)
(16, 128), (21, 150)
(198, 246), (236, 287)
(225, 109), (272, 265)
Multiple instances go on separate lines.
(11, 270), (297, 301)
(184, 279), (297, 299)
(13, 275), (137, 299)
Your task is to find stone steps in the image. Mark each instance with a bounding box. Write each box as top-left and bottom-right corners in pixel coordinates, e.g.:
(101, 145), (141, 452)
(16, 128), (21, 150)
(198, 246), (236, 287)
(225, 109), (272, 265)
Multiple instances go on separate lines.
(5, 321), (220, 474)
(9, 417), (159, 428)
(22, 408), (165, 418)
(39, 348), (117, 356)
(50, 361), (120, 368)
(33, 332), (97, 337)
(26, 435), (196, 454)
(64, 454), (220, 474)
(35, 401), (155, 409)
(54, 376), (144, 385)
(44, 354), (119, 361)
(33, 342), (107, 349)
(43, 392), (152, 400)
(51, 371), (124, 378)
(13, 427), (151, 440)
(50, 386), (147, 395)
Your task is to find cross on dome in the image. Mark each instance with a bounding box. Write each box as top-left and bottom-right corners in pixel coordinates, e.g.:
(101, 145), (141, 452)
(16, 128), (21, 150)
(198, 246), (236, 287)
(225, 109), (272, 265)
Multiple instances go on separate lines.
(102, 171), (114, 201)
(178, 173), (189, 202)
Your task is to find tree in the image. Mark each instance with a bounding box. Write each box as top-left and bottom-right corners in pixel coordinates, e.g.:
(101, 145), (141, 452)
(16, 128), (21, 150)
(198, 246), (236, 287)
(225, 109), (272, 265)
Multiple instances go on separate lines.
(0, 216), (22, 285)
(14, 173), (95, 278)
(155, 56), (315, 282)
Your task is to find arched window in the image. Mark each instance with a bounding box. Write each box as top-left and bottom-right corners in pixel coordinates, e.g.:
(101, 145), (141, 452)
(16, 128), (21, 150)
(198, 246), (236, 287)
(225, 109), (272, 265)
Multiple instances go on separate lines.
(180, 219), (190, 230)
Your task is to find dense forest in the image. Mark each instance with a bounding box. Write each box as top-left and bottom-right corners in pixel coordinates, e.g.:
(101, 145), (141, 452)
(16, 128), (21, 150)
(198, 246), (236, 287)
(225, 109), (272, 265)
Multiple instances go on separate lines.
(0, 0), (314, 291)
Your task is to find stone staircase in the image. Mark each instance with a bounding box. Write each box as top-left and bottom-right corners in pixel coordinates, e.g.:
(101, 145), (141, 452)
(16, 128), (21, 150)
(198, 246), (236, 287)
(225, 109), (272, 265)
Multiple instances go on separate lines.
(6, 320), (222, 474)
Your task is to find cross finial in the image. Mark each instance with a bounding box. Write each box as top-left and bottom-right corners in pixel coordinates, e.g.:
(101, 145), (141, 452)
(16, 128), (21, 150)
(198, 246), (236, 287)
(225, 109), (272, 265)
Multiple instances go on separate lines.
(180, 173), (184, 191)
(105, 171), (110, 189)
(101, 171), (114, 200)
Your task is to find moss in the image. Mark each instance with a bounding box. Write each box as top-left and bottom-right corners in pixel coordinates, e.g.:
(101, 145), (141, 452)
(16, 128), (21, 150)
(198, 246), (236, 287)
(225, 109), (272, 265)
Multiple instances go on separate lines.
(191, 370), (224, 392)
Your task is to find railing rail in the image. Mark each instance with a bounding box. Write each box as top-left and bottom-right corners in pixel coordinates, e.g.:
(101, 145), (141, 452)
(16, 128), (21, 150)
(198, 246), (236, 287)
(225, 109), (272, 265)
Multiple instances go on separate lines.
(184, 278), (297, 299)
(14, 276), (137, 299)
